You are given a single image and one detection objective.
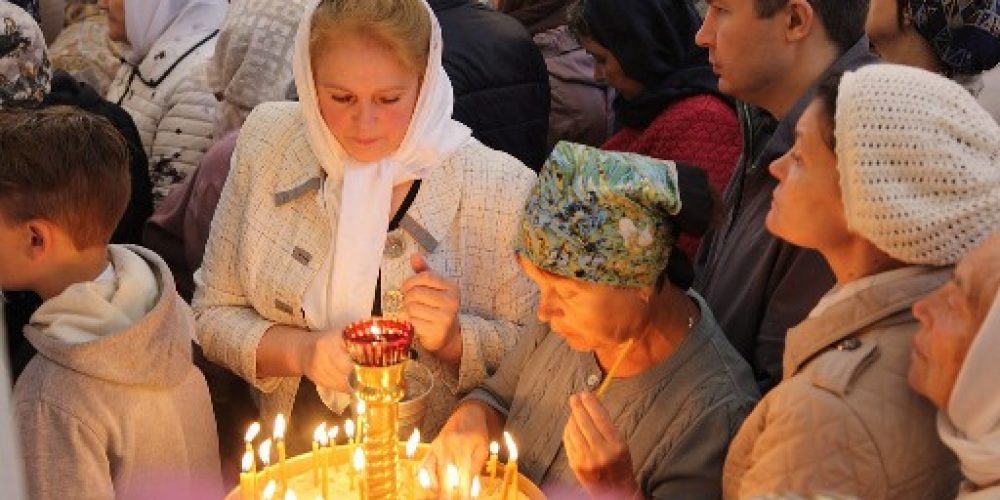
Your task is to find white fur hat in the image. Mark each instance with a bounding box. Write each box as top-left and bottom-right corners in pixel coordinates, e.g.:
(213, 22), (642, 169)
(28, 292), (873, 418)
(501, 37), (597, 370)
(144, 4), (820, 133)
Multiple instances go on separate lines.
(835, 64), (1000, 266)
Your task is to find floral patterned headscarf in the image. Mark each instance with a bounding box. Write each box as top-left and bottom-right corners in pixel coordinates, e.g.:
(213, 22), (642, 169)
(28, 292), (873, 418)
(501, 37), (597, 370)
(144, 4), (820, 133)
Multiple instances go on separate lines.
(908, 0), (1000, 75)
(0, 2), (51, 108)
(517, 141), (682, 288)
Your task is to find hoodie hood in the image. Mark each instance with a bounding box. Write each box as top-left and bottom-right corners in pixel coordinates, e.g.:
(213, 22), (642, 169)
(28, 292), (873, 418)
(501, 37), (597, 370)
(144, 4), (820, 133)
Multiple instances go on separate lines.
(24, 245), (194, 388)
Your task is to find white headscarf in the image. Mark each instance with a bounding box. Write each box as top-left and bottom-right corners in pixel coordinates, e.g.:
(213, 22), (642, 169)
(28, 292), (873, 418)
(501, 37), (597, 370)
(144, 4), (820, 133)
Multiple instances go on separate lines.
(939, 291), (1000, 495)
(121, 0), (228, 64)
(294, 0), (471, 335)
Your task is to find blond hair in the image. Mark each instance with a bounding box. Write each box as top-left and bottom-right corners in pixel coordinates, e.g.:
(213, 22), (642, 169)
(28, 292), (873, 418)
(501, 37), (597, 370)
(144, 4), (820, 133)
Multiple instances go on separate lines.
(310, 0), (432, 74)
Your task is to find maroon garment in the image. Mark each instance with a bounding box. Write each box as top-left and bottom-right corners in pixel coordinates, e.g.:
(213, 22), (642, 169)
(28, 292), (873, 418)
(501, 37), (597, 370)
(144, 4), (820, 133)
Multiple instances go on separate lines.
(602, 94), (741, 257)
(143, 130), (239, 301)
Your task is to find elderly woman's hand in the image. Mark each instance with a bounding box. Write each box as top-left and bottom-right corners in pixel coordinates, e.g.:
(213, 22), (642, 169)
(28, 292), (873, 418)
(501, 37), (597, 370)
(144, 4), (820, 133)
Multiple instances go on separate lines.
(296, 329), (353, 392)
(402, 254), (463, 365)
(563, 392), (640, 498)
(422, 401), (494, 496)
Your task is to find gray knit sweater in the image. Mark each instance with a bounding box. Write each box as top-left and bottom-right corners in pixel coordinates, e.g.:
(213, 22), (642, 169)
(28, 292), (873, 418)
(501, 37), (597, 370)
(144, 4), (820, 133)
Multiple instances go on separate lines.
(466, 292), (759, 498)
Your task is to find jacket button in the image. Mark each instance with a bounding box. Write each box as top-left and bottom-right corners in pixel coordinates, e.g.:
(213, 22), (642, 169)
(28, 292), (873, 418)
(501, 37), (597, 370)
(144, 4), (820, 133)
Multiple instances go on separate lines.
(586, 374), (601, 387)
(384, 234), (406, 259)
(837, 338), (862, 351)
(383, 290), (404, 314)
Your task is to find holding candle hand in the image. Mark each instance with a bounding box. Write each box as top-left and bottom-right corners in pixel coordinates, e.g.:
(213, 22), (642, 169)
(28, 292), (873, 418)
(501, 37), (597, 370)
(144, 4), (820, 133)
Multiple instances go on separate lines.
(293, 328), (353, 392)
(422, 401), (496, 494)
(401, 254), (463, 364)
(562, 393), (639, 498)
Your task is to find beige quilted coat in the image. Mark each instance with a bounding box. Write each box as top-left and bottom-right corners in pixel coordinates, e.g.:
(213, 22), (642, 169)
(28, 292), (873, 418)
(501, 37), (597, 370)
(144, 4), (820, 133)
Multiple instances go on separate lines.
(724, 266), (961, 499)
(192, 102), (541, 436)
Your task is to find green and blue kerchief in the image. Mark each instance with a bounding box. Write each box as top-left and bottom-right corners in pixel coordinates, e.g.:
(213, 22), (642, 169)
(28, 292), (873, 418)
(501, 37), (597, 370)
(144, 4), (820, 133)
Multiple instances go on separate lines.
(516, 141), (682, 288)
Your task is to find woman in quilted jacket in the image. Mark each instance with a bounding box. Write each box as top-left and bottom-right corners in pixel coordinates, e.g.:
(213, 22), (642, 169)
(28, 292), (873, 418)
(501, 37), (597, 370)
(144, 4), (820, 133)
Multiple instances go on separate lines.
(567, 0), (740, 258)
(909, 233), (1000, 500)
(723, 64), (1000, 499)
(193, 0), (540, 452)
(99, 0), (227, 204)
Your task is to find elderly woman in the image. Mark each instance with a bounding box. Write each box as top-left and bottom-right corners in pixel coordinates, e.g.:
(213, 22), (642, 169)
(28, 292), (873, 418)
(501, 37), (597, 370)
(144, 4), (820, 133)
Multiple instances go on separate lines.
(99, 0), (227, 203)
(193, 0), (539, 451)
(908, 233), (1000, 499)
(425, 142), (759, 498)
(866, 0), (1000, 94)
(724, 64), (1000, 499)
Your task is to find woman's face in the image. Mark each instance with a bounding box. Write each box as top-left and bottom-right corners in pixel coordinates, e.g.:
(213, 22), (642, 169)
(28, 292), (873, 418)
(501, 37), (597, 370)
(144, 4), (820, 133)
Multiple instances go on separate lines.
(909, 237), (1000, 409)
(580, 37), (644, 101)
(766, 99), (849, 250)
(96, 0), (127, 43)
(312, 33), (421, 164)
(865, 0), (905, 57)
(519, 256), (648, 352)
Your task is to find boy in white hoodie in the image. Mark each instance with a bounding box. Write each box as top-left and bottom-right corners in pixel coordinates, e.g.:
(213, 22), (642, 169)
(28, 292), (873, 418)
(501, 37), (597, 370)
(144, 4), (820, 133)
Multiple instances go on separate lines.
(0, 107), (222, 500)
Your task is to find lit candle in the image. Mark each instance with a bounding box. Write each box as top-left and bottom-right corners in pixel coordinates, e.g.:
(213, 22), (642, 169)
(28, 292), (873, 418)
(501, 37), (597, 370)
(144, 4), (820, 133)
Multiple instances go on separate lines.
(325, 426), (338, 500)
(259, 438), (273, 488)
(262, 479), (277, 500)
(245, 422), (261, 485)
(487, 441), (499, 485)
(405, 429), (420, 500)
(240, 450), (255, 500)
(285, 491), (297, 500)
(446, 464), (460, 500)
(312, 423), (326, 488)
(353, 446), (367, 500)
(471, 476), (482, 499)
(499, 432), (518, 500)
(356, 400), (367, 444)
(417, 467), (432, 499)
(275, 414), (288, 496)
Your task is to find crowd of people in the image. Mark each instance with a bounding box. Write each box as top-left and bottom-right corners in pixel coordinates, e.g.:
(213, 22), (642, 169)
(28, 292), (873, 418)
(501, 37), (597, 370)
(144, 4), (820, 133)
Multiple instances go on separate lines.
(1, 0), (999, 499)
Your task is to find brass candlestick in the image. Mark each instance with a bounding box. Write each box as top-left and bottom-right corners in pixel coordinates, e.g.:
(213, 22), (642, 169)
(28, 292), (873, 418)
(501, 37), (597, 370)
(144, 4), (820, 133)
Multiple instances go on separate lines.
(344, 318), (414, 500)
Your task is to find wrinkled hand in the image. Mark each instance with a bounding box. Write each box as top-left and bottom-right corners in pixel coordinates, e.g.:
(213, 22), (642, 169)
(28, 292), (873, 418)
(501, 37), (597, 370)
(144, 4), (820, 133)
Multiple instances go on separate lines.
(422, 402), (492, 498)
(402, 254), (462, 357)
(297, 329), (352, 392)
(563, 392), (640, 498)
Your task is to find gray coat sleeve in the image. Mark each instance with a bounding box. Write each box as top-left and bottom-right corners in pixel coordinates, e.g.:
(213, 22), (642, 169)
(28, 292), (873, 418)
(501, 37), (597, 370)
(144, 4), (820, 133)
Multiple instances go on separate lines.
(462, 326), (550, 417)
(16, 399), (113, 500)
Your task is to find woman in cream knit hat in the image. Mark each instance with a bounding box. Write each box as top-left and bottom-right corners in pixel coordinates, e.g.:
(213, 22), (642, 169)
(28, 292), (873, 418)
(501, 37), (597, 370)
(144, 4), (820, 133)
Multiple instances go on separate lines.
(724, 63), (1000, 499)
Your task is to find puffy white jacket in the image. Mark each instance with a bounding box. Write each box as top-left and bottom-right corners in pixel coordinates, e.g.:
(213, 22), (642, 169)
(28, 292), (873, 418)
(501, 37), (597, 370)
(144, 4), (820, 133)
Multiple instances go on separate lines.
(107, 29), (219, 204)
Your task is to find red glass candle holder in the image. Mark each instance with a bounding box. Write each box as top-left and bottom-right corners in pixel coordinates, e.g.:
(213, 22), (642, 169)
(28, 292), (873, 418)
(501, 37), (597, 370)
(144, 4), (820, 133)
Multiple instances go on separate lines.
(342, 318), (415, 367)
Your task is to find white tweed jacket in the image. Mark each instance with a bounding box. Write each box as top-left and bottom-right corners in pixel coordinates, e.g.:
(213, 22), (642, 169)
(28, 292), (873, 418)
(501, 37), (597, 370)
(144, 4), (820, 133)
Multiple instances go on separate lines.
(192, 102), (541, 436)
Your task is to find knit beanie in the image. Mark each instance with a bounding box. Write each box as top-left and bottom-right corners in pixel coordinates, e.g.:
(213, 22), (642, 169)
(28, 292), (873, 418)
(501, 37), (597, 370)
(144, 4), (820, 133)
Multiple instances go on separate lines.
(835, 64), (1000, 266)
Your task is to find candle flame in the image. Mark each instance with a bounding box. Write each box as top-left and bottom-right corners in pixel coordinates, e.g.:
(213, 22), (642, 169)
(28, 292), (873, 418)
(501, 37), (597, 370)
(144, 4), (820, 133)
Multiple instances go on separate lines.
(353, 447), (366, 471)
(274, 414), (286, 440)
(284, 491), (297, 500)
(262, 480), (276, 500)
(328, 425), (339, 443)
(370, 324), (382, 337)
(241, 450), (254, 473)
(345, 419), (355, 439)
(489, 441), (499, 455)
(357, 400), (366, 415)
(406, 429), (420, 458)
(259, 438), (273, 465)
(504, 431), (518, 461)
(313, 423), (327, 444)
(417, 468), (432, 489)
(445, 464), (460, 490)
(471, 476), (482, 498)
(245, 421), (261, 442)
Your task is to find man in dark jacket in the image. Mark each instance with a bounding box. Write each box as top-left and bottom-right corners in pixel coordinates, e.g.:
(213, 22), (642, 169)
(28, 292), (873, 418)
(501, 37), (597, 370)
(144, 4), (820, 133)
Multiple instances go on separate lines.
(431, 0), (551, 171)
(692, 0), (878, 392)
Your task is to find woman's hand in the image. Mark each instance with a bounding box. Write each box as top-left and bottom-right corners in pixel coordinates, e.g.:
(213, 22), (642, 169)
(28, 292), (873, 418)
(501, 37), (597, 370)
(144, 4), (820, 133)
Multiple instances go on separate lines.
(563, 392), (640, 499)
(402, 254), (463, 364)
(296, 329), (353, 392)
(422, 401), (493, 496)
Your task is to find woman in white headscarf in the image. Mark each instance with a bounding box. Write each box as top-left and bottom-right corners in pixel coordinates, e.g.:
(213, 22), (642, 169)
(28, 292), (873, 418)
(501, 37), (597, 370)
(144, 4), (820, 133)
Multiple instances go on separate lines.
(99, 0), (227, 203)
(909, 233), (1000, 499)
(193, 0), (540, 451)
